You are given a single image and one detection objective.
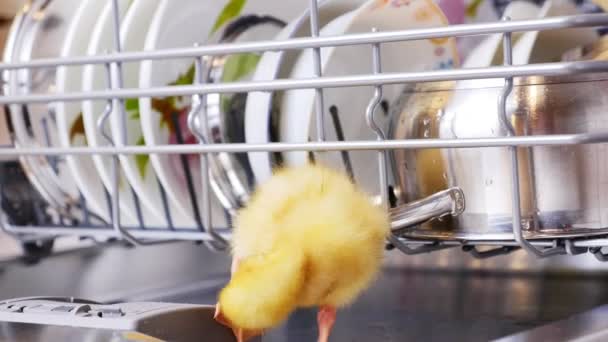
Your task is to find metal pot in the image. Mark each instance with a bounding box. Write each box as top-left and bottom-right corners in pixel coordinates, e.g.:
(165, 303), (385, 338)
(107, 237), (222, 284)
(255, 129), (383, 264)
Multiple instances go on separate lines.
(389, 72), (608, 241)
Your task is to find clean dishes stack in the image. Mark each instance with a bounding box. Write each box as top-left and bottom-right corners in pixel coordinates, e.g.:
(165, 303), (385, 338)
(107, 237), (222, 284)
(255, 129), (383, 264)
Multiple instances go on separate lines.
(2, 0), (461, 231)
(3, 0), (598, 238)
(7, 0), (597, 236)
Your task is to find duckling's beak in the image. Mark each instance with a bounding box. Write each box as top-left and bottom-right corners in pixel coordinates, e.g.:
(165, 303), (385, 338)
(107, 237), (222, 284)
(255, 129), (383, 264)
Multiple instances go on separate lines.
(214, 303), (264, 342)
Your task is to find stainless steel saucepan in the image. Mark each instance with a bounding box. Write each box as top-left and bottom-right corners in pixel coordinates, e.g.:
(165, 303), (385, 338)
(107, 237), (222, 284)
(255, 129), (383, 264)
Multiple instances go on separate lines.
(389, 72), (608, 241)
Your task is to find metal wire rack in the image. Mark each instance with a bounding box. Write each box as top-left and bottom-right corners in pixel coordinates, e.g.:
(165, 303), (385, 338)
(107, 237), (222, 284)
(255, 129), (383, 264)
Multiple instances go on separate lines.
(3, 0), (608, 260)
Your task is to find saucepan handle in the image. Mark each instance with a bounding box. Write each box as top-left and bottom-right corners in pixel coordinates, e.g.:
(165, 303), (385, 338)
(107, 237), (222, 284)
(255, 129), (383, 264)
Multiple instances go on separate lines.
(389, 187), (465, 232)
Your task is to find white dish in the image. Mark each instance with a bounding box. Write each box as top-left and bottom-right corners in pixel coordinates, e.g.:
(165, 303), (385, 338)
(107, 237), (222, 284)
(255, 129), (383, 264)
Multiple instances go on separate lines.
(280, 0), (458, 198)
(81, 0), (160, 227)
(245, 0), (369, 185)
(139, 0), (308, 227)
(55, 0), (118, 223)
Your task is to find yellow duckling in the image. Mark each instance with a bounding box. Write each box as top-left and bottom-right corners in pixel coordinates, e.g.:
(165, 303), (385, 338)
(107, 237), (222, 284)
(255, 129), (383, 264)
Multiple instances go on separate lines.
(214, 163), (390, 342)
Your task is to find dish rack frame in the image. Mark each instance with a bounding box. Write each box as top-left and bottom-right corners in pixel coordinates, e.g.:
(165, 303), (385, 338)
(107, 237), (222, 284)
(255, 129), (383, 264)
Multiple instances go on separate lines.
(2, 0), (608, 260)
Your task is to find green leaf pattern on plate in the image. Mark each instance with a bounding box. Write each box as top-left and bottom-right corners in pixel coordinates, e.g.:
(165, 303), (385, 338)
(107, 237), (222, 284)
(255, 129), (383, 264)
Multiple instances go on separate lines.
(210, 0), (247, 36)
(221, 53), (261, 83)
(135, 135), (149, 179)
(466, 0), (484, 17)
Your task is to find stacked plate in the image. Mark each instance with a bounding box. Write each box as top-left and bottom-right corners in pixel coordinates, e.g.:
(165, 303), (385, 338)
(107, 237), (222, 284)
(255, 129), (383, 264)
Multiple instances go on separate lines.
(2, 0), (459, 230)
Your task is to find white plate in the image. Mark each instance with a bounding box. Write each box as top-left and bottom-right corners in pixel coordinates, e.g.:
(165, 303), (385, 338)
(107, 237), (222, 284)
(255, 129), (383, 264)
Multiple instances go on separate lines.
(55, 0), (118, 223)
(81, 0), (161, 227)
(280, 0), (458, 198)
(139, 0), (308, 227)
(245, 0), (369, 185)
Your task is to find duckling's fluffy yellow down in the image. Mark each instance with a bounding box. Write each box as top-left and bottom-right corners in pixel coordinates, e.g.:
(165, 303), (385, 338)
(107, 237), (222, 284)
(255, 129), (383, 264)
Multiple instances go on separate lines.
(218, 163), (390, 331)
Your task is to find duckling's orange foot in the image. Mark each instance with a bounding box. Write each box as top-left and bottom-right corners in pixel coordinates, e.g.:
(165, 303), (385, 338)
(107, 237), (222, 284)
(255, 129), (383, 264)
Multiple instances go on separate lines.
(234, 327), (264, 342)
(214, 303), (264, 342)
(317, 306), (337, 342)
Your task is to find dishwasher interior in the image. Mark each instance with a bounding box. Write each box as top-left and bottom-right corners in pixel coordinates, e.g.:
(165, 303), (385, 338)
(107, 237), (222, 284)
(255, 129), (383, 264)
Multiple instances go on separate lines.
(3, 0), (608, 341)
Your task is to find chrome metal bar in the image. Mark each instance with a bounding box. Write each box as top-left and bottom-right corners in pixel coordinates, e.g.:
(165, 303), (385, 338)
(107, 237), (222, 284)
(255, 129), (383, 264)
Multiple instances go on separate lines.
(190, 54), (228, 251)
(157, 178), (174, 230)
(3, 60), (608, 105)
(8, 223), (608, 248)
(0, 133), (607, 156)
(110, 0), (123, 59)
(3, 225), (231, 242)
(366, 30), (389, 205)
(106, 0), (145, 246)
(500, 21), (564, 258)
(463, 246), (519, 259)
(329, 106), (355, 178)
(396, 238), (608, 248)
(0, 14), (607, 70)
(193, 55), (213, 237)
(187, 51), (243, 217)
(309, 0), (326, 142)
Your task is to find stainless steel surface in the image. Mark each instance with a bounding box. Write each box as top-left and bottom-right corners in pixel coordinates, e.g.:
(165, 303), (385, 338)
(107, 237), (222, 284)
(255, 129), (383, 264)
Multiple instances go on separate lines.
(0, 298), (237, 341)
(495, 304), (608, 342)
(0, 324), (153, 342)
(2, 242), (606, 341)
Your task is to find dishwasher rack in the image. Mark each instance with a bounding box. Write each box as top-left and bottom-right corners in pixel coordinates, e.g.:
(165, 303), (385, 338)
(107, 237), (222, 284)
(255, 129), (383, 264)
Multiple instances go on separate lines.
(3, 0), (608, 261)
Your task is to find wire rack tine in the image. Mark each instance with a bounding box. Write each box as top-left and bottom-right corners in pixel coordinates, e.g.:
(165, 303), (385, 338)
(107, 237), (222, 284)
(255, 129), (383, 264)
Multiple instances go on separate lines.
(186, 51), (241, 217)
(188, 53), (228, 251)
(309, 0), (326, 142)
(364, 29), (419, 255)
(105, 0), (152, 246)
(3, 133), (608, 156)
(3, 60), (608, 105)
(1, 14), (608, 71)
(499, 17), (564, 258)
(95, 64), (114, 145)
(366, 28), (389, 204)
